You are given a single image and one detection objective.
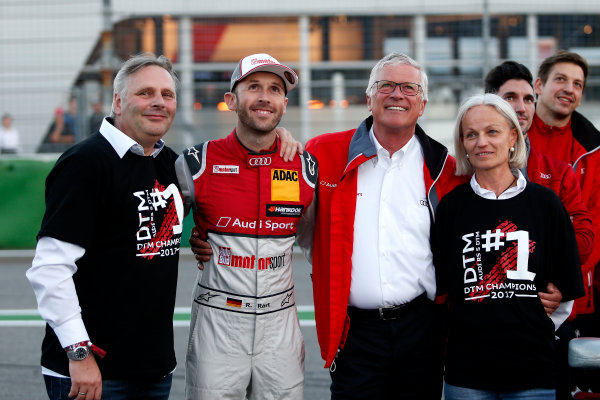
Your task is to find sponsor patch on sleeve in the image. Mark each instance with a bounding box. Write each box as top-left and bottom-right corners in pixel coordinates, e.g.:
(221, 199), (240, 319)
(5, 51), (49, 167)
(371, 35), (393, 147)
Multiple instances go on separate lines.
(271, 169), (299, 201)
(212, 165), (239, 174)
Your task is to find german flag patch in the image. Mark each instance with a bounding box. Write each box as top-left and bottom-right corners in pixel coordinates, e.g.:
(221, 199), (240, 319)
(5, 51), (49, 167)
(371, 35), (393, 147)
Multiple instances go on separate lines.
(226, 297), (242, 308)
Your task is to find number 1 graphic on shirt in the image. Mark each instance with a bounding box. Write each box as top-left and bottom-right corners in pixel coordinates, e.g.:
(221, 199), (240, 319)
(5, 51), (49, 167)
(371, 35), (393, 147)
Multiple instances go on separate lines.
(162, 184), (184, 235)
(505, 230), (536, 281)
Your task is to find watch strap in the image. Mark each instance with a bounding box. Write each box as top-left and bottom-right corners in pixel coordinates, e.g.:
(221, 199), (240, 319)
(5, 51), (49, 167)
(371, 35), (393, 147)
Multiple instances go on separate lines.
(65, 343), (91, 361)
(64, 341), (90, 352)
(64, 340), (107, 360)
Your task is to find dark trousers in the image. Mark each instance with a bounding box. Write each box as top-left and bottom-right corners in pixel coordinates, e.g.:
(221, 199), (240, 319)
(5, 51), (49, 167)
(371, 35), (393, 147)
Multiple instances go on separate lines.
(330, 297), (444, 400)
(44, 374), (172, 400)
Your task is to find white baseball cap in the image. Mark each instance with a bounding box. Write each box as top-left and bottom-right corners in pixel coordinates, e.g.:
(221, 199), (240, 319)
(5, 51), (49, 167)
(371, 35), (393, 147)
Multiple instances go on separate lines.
(230, 53), (298, 93)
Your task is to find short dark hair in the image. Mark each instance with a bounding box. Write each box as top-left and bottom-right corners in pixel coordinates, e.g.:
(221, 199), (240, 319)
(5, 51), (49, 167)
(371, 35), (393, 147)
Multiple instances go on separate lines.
(537, 50), (588, 87)
(485, 61), (533, 94)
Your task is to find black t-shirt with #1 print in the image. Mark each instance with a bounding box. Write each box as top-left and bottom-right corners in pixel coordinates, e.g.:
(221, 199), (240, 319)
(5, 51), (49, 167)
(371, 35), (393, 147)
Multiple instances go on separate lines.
(38, 129), (184, 380)
(432, 181), (584, 391)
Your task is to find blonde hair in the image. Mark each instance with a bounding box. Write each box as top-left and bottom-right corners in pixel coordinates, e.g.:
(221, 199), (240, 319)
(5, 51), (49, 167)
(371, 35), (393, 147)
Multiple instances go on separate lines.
(454, 93), (527, 176)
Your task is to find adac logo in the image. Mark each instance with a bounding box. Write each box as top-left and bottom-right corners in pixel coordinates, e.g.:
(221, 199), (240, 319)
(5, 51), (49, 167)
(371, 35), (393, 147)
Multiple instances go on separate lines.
(266, 204), (304, 217)
(248, 157), (271, 167)
(271, 169), (299, 201)
(272, 169), (298, 182)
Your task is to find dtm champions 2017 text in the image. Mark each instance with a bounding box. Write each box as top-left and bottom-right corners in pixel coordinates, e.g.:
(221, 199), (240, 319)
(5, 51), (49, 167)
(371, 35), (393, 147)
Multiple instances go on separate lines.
(464, 282), (537, 294)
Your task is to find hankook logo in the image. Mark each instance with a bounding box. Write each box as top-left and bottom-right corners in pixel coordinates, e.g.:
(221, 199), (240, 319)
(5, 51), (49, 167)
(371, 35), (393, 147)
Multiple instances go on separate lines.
(266, 204), (304, 217)
(248, 157), (272, 167)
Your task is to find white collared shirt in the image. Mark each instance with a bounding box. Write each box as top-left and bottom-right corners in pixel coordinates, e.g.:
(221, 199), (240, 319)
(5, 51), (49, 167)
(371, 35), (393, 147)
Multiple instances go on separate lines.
(26, 118), (165, 376)
(469, 169), (526, 200)
(349, 128), (434, 309)
(99, 117), (165, 158)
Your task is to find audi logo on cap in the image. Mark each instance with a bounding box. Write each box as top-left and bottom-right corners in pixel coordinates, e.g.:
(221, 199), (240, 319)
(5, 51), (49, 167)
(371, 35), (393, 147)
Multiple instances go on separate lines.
(248, 157), (272, 167)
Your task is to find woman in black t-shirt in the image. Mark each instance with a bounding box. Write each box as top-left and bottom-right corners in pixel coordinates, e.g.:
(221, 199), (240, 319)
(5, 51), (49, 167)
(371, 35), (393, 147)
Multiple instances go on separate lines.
(432, 94), (584, 399)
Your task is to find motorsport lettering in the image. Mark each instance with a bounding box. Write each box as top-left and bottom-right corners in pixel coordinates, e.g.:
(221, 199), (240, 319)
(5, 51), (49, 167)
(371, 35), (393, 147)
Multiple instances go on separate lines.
(218, 247), (286, 271)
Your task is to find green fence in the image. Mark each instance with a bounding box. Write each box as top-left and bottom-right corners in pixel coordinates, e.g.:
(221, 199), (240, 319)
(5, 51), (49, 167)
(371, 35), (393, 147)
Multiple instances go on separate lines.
(0, 157), (194, 249)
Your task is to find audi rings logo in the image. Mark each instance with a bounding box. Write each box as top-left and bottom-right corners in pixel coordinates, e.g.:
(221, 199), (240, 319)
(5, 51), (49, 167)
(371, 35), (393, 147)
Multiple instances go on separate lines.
(248, 157), (272, 167)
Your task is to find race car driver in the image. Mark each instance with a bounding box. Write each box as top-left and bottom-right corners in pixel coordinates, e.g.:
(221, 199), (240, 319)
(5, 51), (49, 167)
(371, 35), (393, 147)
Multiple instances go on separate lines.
(175, 53), (317, 400)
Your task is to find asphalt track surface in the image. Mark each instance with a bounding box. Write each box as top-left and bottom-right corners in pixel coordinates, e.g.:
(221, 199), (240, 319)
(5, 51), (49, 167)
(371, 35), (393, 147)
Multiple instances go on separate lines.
(0, 249), (330, 400)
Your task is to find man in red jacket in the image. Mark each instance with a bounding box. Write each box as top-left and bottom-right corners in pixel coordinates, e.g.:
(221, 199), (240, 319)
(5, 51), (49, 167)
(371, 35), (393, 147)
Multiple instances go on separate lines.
(305, 52), (462, 399)
(485, 61), (593, 302)
(527, 50), (600, 396)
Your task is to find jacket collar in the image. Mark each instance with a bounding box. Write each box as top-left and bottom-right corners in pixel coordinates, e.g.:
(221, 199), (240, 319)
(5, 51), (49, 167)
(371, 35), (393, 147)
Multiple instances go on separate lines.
(414, 122), (449, 181)
(347, 116), (377, 161)
(344, 115), (449, 181)
(570, 110), (600, 153)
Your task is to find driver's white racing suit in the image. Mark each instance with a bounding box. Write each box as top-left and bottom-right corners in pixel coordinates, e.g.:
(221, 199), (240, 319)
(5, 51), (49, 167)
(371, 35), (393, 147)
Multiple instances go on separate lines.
(175, 131), (317, 400)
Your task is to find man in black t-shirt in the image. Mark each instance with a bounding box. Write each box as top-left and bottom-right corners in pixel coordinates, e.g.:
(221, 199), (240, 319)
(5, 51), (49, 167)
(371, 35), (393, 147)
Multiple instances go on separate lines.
(27, 53), (183, 400)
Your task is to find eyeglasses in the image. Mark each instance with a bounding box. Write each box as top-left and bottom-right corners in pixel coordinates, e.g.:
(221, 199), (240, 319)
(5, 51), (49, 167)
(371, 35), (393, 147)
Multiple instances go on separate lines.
(372, 80), (422, 96)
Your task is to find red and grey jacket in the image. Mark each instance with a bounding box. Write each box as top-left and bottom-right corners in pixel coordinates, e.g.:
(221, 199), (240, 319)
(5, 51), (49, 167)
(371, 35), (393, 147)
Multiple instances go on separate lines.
(175, 131), (317, 309)
(522, 144), (594, 265)
(305, 116), (463, 368)
(529, 111), (600, 314)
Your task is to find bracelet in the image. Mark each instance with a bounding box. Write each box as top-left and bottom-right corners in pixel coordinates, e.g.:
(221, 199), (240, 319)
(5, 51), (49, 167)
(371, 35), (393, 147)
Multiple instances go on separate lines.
(64, 341), (90, 352)
(64, 340), (107, 360)
(89, 342), (107, 359)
